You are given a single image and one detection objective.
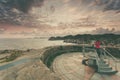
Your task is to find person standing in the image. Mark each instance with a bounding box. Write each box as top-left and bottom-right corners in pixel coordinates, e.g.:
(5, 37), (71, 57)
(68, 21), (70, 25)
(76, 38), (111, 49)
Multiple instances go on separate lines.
(94, 40), (101, 58)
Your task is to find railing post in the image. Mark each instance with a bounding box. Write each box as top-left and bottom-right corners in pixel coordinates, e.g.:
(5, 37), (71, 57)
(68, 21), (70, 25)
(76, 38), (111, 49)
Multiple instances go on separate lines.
(103, 48), (106, 59)
(82, 41), (85, 57)
(115, 62), (117, 70)
(94, 49), (100, 72)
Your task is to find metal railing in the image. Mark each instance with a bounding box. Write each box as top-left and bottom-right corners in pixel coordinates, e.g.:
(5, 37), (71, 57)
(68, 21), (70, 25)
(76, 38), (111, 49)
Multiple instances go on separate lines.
(82, 46), (119, 72)
(83, 47), (101, 71)
(101, 48), (119, 71)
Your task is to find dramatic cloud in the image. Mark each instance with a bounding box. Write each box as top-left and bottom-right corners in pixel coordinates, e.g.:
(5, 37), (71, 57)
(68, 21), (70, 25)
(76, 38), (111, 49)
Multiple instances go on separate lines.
(91, 27), (120, 34)
(0, 0), (120, 38)
(0, 0), (44, 13)
(0, 0), (119, 26)
(0, 0), (44, 25)
(66, 0), (120, 12)
(94, 0), (120, 11)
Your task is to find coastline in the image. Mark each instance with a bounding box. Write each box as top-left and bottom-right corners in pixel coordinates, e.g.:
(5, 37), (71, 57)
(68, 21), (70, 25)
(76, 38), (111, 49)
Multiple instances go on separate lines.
(0, 45), (120, 80)
(0, 47), (61, 80)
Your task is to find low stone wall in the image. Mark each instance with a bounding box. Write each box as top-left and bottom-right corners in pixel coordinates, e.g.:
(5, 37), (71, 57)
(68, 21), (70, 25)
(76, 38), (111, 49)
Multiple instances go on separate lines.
(41, 45), (83, 68)
(40, 45), (120, 70)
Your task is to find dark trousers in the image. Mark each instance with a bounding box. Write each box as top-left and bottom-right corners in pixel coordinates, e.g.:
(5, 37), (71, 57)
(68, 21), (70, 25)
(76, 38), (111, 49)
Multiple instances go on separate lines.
(96, 48), (101, 58)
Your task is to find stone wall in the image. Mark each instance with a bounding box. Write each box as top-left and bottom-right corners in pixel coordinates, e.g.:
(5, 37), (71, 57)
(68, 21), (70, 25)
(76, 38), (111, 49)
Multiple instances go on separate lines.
(40, 45), (83, 68)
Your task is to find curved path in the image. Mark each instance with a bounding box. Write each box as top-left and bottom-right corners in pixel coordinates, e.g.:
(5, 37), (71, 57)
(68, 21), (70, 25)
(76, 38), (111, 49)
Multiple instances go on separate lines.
(52, 52), (120, 80)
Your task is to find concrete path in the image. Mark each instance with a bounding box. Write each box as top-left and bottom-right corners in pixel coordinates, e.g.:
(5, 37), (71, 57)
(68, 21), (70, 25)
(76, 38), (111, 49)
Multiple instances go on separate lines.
(52, 52), (120, 80)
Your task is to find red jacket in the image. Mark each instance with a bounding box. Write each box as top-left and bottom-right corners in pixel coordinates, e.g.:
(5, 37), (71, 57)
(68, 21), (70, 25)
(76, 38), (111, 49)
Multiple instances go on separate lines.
(95, 41), (101, 48)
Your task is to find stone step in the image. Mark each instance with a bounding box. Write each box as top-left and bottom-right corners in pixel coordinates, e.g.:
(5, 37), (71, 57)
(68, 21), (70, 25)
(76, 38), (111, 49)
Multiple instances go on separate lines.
(98, 60), (106, 63)
(97, 60), (118, 75)
(98, 60), (107, 64)
(99, 63), (109, 67)
(98, 70), (118, 75)
(95, 54), (118, 75)
(99, 67), (112, 71)
(99, 63), (109, 66)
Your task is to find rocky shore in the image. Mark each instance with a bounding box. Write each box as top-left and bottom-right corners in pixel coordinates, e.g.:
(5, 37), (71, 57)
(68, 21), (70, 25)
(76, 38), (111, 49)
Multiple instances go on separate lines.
(0, 48), (61, 80)
(0, 45), (81, 80)
(0, 45), (119, 80)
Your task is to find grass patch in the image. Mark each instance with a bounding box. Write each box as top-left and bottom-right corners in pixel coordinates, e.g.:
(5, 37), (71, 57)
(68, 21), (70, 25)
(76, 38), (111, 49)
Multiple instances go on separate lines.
(0, 50), (23, 63)
(5, 51), (23, 62)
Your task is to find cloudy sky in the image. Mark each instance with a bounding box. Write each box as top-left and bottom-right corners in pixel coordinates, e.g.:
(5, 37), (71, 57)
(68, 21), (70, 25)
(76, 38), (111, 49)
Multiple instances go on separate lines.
(0, 0), (120, 38)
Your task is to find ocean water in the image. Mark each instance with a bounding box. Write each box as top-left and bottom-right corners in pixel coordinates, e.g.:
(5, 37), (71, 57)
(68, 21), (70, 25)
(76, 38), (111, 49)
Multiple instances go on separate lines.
(0, 38), (70, 50)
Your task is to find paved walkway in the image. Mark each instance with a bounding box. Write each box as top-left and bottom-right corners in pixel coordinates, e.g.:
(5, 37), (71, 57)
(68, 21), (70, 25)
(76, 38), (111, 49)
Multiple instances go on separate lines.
(52, 52), (120, 80)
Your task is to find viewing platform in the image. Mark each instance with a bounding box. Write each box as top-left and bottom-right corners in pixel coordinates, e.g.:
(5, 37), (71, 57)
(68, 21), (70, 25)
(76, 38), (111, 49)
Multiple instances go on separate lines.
(82, 47), (119, 75)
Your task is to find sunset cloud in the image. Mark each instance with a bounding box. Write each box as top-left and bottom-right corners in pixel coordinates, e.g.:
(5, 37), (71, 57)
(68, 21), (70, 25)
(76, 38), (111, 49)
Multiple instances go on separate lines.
(90, 27), (120, 34)
(0, 0), (120, 38)
(0, 28), (5, 34)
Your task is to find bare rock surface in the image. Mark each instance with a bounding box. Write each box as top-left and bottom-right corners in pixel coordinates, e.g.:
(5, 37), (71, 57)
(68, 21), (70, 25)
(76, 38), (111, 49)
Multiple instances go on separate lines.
(0, 48), (60, 80)
(52, 52), (120, 80)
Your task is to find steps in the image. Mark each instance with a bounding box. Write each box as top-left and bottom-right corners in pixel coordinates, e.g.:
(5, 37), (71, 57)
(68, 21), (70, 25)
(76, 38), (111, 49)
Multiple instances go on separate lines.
(99, 67), (112, 71)
(97, 60), (118, 75)
(98, 70), (118, 75)
(83, 47), (119, 75)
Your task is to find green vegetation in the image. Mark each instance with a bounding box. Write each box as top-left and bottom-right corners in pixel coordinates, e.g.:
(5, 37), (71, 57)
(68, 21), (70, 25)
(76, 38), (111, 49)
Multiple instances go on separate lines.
(49, 34), (120, 45)
(49, 34), (120, 58)
(0, 50), (23, 63)
(5, 51), (23, 62)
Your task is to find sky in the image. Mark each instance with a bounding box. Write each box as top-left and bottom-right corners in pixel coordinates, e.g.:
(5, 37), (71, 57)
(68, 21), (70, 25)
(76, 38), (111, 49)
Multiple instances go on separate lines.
(0, 0), (120, 38)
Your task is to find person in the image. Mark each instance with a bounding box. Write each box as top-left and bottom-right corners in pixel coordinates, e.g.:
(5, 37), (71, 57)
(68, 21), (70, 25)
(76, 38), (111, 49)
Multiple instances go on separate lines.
(94, 40), (101, 58)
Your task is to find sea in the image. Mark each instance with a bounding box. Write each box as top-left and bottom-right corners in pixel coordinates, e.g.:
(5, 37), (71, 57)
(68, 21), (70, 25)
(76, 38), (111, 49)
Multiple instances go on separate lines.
(0, 38), (71, 50)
